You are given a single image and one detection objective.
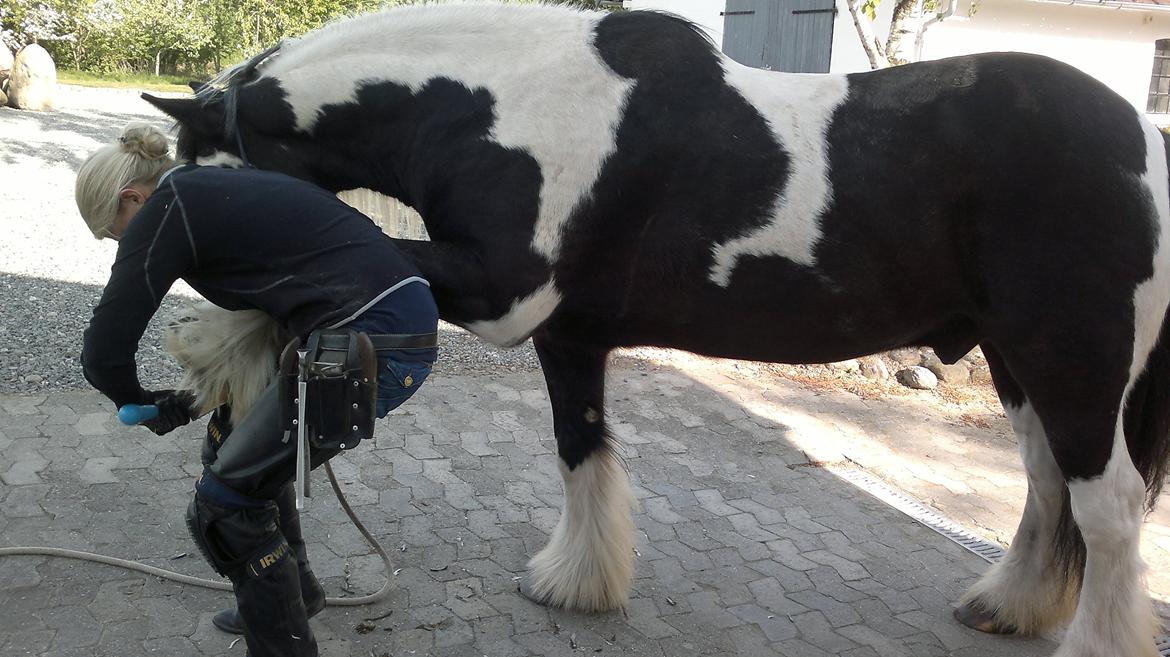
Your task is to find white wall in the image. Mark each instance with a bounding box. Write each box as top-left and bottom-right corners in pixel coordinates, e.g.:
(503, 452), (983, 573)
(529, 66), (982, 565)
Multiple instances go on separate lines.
(625, 0), (1170, 122)
(623, 0), (727, 46)
(830, 0), (898, 73)
(625, 0), (879, 71)
(920, 0), (1170, 121)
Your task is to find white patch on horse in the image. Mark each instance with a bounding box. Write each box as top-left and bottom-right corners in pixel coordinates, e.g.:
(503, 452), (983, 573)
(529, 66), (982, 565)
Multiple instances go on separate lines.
(196, 152), (246, 168)
(707, 64), (849, 287)
(1128, 117), (1170, 391)
(959, 401), (1077, 634)
(1063, 429), (1156, 657)
(259, 3), (634, 263)
(526, 445), (636, 612)
(466, 280), (562, 347)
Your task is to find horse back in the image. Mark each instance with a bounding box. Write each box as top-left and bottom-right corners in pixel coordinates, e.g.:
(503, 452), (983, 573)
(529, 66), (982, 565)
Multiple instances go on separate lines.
(550, 35), (1160, 362)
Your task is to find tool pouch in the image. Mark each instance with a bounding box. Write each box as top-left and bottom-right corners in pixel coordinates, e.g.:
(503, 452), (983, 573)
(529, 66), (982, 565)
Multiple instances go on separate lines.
(279, 329), (378, 451)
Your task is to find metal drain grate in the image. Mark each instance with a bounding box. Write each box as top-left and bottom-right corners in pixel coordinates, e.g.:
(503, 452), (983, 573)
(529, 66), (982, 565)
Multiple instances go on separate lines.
(835, 467), (1006, 563)
(833, 467), (1170, 655)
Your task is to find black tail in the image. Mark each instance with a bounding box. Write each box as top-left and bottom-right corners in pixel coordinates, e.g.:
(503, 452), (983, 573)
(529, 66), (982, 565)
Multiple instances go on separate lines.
(1122, 301), (1170, 512)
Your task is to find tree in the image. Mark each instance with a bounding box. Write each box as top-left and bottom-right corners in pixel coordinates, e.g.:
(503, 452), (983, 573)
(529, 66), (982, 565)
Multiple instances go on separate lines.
(1, 0), (71, 50)
(846, 0), (969, 69)
(115, 0), (208, 74)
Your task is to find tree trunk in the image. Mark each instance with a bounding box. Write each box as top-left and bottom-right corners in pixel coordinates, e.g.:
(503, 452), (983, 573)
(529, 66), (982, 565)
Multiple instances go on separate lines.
(845, 0), (889, 70)
(155, 50), (161, 76)
(885, 0), (923, 65)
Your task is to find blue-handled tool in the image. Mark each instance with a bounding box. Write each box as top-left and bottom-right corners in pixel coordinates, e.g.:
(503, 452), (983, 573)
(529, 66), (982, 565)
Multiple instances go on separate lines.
(118, 404), (159, 425)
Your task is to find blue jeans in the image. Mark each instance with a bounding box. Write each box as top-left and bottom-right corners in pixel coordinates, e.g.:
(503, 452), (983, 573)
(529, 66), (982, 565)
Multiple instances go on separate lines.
(343, 281), (439, 418)
(372, 347), (438, 417)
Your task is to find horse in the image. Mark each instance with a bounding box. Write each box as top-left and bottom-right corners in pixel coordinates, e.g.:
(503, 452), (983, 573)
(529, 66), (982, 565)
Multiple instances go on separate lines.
(142, 4), (1170, 655)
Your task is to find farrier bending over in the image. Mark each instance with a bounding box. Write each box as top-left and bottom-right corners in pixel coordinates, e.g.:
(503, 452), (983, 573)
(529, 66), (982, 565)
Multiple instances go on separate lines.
(75, 123), (439, 657)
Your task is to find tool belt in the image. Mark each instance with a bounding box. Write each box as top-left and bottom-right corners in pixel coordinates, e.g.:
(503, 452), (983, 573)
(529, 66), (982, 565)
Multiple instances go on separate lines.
(279, 329), (379, 452)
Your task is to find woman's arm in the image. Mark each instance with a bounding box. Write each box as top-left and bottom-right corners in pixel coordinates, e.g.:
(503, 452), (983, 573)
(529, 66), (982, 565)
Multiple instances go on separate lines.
(81, 193), (194, 407)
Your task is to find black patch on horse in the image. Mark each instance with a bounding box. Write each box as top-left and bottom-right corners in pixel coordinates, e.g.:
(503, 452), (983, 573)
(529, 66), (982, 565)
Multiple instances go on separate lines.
(308, 77), (551, 318)
(557, 12), (792, 346)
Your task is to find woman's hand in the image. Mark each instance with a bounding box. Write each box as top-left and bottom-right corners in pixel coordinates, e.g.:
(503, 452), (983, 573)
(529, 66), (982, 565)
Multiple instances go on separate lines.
(142, 389), (198, 436)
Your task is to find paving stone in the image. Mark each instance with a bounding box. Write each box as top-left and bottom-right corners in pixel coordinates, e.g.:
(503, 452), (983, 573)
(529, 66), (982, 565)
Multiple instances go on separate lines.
(0, 380), (1067, 657)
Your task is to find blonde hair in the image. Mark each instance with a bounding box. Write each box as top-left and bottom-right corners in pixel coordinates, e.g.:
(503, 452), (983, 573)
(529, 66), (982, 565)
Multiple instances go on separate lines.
(75, 123), (176, 239)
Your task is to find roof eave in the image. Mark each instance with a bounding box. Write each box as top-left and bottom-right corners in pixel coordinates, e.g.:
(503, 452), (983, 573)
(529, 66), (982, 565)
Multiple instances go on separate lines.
(1032, 0), (1170, 11)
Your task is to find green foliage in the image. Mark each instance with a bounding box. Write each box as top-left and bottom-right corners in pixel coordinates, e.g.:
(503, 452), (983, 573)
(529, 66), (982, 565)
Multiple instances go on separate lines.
(3, 0), (623, 77)
(0, 0), (422, 76)
(861, 0), (880, 21)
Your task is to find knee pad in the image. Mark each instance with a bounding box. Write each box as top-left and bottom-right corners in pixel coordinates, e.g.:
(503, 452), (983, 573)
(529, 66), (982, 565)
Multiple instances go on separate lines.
(186, 495), (236, 577)
(187, 475), (288, 581)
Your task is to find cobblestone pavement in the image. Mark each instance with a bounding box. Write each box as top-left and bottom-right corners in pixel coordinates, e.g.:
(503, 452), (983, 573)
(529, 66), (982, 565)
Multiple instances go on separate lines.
(0, 363), (1064, 657)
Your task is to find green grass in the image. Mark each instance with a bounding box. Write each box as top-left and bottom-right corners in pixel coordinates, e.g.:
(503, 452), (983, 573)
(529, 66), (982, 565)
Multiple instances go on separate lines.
(57, 69), (193, 94)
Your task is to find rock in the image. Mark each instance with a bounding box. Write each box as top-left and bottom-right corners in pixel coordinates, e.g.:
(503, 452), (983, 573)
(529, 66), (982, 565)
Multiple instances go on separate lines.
(887, 348), (923, 367)
(826, 358), (860, 374)
(920, 351), (970, 384)
(8, 43), (57, 111)
(858, 355), (890, 380)
(969, 364), (993, 385)
(961, 347), (987, 366)
(0, 43), (12, 82)
(896, 366), (938, 390)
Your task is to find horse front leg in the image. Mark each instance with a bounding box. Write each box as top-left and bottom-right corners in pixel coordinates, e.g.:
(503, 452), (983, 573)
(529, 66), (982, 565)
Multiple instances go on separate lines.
(518, 334), (636, 612)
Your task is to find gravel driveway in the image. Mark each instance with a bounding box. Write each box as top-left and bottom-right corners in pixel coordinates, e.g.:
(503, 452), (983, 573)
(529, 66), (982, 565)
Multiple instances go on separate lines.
(0, 84), (540, 396)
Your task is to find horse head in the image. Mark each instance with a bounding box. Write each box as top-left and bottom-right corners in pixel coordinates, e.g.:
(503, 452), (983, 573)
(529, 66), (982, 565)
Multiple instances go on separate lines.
(141, 44), (375, 194)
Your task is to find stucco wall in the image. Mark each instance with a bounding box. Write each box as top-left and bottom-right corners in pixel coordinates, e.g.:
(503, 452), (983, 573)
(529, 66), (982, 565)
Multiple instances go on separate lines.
(921, 0), (1170, 121)
(625, 0), (1170, 122)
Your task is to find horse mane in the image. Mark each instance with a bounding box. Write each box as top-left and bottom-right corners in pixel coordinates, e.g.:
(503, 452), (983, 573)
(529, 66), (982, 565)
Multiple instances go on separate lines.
(195, 41), (285, 142)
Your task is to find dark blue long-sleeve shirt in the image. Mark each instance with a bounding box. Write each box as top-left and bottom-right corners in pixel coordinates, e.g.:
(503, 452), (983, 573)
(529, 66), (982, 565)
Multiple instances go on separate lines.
(81, 164), (433, 407)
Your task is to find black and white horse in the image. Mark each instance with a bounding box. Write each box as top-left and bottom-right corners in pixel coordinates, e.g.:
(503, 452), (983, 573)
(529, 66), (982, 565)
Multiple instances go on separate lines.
(144, 4), (1170, 655)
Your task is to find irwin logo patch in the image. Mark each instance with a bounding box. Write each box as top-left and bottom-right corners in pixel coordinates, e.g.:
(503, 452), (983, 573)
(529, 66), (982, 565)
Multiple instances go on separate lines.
(248, 540), (291, 577)
(208, 419), (224, 445)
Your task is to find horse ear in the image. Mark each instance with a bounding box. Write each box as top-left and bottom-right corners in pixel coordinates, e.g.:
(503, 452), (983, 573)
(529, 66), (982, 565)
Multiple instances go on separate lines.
(141, 93), (224, 137)
(188, 80), (208, 94)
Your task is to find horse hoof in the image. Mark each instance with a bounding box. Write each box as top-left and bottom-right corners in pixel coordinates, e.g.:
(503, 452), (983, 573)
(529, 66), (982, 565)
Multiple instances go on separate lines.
(517, 574), (555, 607)
(953, 603), (1018, 635)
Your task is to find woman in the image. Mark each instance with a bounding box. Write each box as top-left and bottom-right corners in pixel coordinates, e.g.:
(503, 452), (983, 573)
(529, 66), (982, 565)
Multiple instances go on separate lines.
(75, 123), (439, 657)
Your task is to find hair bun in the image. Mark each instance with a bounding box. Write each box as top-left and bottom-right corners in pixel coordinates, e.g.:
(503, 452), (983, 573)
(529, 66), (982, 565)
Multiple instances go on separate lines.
(119, 123), (170, 161)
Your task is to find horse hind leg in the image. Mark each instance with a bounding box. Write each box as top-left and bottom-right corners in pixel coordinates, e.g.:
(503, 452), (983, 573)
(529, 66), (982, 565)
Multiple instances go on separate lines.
(518, 335), (636, 612)
(955, 345), (1081, 635)
(991, 331), (1163, 657)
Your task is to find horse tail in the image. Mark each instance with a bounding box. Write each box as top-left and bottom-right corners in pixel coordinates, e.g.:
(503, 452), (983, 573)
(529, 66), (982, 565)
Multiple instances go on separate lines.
(164, 302), (286, 420)
(1127, 130), (1170, 512)
(1121, 301), (1170, 515)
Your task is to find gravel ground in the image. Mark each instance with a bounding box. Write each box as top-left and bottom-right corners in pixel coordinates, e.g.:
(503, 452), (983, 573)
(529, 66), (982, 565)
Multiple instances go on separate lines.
(0, 84), (540, 396)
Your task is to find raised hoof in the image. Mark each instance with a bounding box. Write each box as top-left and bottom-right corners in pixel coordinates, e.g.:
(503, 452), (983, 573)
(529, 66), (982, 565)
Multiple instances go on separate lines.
(517, 574), (557, 608)
(954, 603), (1018, 635)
